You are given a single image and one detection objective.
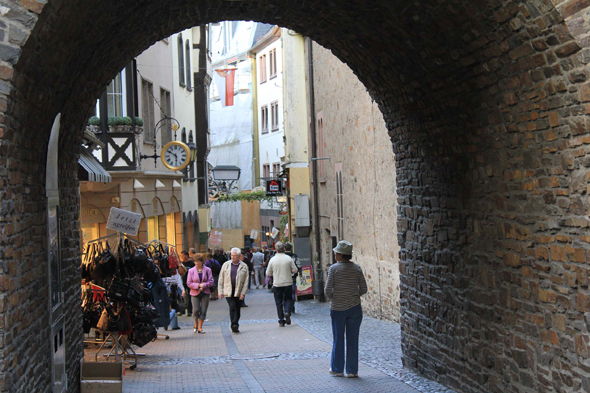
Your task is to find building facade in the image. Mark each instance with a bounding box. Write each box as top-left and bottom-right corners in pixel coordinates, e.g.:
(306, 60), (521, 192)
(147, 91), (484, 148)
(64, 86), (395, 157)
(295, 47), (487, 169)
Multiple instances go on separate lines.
(249, 26), (285, 247)
(80, 30), (211, 253)
(207, 21), (273, 249)
(306, 42), (400, 322)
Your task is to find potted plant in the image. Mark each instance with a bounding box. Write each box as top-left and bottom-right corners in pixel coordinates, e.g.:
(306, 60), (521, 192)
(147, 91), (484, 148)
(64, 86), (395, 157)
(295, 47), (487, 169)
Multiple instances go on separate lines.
(121, 116), (133, 132)
(87, 116), (100, 133)
(107, 116), (127, 132)
(133, 116), (144, 134)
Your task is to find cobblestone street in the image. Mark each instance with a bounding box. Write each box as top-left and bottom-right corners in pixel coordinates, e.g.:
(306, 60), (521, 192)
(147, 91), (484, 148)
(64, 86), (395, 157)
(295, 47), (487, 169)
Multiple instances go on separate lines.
(86, 289), (454, 393)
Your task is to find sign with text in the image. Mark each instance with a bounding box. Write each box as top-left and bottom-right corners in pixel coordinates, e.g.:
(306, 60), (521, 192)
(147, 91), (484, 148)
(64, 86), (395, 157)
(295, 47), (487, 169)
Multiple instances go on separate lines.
(296, 265), (313, 296)
(210, 231), (222, 247)
(106, 207), (142, 236)
(265, 180), (282, 196)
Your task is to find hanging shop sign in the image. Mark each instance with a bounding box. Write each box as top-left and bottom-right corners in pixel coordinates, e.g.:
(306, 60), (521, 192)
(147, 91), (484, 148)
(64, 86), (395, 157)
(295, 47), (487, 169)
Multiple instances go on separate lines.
(266, 180), (282, 196)
(106, 207), (142, 236)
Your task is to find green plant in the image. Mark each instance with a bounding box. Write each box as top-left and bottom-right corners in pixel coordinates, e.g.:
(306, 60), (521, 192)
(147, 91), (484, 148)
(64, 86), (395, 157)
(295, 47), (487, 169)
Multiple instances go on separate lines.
(135, 117), (144, 127)
(121, 116), (132, 126)
(213, 189), (275, 204)
(88, 116), (100, 126)
(108, 116), (128, 126)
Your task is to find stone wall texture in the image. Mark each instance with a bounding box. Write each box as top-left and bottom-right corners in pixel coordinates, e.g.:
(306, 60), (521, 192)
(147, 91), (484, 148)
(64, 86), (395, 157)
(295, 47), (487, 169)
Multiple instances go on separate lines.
(2, 0), (590, 392)
(309, 42), (400, 323)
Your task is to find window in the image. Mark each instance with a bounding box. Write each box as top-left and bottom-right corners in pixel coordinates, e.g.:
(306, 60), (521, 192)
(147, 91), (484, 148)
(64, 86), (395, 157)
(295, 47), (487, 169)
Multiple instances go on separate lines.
(269, 48), (277, 79)
(147, 216), (159, 241)
(166, 213), (176, 246)
(185, 40), (192, 91)
(106, 72), (125, 117)
(271, 101), (279, 131)
(317, 112), (326, 182)
(142, 79), (155, 143)
(336, 164), (344, 239)
(272, 163), (281, 179)
(178, 35), (185, 86)
(263, 164), (270, 179)
(261, 105), (269, 133)
(259, 54), (267, 83)
(160, 88), (172, 146)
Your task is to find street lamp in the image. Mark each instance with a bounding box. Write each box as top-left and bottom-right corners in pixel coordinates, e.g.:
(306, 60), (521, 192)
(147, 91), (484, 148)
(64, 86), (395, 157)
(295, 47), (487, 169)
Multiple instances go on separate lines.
(210, 165), (241, 194)
(182, 141), (198, 177)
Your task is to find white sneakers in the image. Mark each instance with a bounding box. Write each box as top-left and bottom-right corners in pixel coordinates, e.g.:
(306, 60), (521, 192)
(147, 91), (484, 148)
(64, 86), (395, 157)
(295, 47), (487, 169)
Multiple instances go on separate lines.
(329, 369), (358, 378)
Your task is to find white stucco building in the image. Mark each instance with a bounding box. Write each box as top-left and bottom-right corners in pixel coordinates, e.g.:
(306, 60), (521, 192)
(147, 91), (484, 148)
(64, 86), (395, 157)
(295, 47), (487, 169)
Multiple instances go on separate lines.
(250, 26), (286, 246)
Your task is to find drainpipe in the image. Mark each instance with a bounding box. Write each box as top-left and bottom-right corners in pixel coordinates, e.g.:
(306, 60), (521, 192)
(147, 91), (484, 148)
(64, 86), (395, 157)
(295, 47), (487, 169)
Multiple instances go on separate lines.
(307, 38), (324, 302)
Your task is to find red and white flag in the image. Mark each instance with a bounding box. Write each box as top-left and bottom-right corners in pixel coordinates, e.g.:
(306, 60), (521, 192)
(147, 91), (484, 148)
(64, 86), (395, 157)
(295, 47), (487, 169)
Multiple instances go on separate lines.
(213, 68), (237, 107)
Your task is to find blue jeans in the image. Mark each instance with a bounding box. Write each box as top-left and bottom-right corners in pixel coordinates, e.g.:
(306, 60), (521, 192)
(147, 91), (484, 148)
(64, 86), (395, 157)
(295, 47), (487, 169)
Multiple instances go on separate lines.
(169, 309), (179, 329)
(330, 304), (363, 375)
(272, 285), (293, 323)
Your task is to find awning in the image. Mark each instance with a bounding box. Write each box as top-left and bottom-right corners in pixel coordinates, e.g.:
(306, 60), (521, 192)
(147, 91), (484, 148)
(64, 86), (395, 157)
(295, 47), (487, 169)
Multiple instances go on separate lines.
(78, 149), (111, 183)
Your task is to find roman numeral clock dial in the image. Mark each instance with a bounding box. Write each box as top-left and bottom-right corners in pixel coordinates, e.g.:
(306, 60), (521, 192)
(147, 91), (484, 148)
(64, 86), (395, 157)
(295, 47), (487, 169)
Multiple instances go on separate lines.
(161, 141), (191, 171)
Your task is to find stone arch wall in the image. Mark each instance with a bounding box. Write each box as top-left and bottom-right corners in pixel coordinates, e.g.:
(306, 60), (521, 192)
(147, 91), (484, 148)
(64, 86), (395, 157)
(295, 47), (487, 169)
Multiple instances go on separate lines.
(2, 0), (590, 391)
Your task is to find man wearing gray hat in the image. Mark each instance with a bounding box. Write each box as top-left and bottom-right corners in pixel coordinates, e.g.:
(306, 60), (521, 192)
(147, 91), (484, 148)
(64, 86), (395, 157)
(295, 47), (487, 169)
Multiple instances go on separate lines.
(324, 240), (367, 378)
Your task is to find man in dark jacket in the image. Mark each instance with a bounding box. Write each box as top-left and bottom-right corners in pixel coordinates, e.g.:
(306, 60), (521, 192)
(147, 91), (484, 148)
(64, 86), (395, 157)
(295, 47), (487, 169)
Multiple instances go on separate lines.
(285, 243), (301, 313)
(214, 247), (228, 265)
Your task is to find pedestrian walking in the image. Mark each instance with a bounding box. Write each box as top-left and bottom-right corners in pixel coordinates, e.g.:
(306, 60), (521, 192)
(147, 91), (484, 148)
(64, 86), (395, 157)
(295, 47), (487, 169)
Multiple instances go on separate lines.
(251, 247), (266, 289)
(239, 250), (253, 307)
(285, 243), (301, 313)
(205, 253), (221, 300)
(180, 250), (195, 316)
(266, 242), (298, 327)
(218, 247), (249, 333)
(324, 240), (367, 378)
(186, 253), (214, 333)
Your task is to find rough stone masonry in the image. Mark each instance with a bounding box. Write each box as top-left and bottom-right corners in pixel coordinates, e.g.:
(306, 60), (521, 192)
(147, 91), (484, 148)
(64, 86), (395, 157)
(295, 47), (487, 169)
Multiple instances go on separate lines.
(2, 0), (590, 392)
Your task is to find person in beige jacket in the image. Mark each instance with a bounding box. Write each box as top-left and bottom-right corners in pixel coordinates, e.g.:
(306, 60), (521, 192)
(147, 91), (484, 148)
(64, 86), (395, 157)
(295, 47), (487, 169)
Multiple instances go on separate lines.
(218, 247), (249, 333)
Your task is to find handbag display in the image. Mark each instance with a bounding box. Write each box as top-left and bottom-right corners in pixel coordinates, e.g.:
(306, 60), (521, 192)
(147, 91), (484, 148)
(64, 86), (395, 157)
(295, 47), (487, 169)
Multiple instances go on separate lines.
(96, 304), (132, 333)
(107, 277), (131, 302)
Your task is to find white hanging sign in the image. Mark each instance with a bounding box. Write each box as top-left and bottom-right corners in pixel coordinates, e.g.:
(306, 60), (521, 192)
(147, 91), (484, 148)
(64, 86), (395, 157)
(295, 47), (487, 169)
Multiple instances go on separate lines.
(271, 227), (279, 239)
(106, 207), (142, 236)
(250, 229), (259, 239)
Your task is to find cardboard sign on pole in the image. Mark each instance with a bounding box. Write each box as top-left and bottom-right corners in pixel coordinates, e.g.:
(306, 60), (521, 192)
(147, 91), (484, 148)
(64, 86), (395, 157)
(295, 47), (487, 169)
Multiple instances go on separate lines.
(106, 207), (142, 236)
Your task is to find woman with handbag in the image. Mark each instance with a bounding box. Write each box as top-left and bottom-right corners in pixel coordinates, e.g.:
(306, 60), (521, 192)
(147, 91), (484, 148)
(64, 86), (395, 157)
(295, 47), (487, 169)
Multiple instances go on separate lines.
(187, 253), (214, 333)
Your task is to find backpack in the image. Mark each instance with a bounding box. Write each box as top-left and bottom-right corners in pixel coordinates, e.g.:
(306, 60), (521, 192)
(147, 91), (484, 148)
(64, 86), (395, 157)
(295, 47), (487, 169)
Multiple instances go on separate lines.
(208, 259), (221, 276)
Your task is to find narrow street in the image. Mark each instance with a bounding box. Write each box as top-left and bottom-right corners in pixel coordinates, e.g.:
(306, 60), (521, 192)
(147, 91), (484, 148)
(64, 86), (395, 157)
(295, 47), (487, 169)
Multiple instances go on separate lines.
(89, 289), (453, 393)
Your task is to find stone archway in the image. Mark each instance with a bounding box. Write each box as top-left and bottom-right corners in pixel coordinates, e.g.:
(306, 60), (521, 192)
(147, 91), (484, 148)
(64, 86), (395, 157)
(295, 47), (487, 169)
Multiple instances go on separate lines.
(2, 0), (590, 391)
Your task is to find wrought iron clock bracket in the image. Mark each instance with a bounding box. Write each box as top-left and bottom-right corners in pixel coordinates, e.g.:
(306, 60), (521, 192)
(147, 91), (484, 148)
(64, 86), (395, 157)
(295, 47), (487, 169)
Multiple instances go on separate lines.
(139, 148), (160, 168)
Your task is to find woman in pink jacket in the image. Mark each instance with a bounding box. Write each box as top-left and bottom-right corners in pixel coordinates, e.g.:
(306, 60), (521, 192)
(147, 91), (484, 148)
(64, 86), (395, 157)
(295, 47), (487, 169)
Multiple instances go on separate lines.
(186, 253), (214, 333)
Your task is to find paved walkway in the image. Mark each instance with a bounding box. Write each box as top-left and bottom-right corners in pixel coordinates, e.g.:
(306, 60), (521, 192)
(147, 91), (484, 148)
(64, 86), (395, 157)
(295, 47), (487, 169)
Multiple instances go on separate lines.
(86, 288), (454, 393)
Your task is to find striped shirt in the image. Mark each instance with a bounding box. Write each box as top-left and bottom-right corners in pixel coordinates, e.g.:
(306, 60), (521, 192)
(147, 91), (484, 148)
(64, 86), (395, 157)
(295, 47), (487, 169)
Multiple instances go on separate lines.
(324, 261), (368, 311)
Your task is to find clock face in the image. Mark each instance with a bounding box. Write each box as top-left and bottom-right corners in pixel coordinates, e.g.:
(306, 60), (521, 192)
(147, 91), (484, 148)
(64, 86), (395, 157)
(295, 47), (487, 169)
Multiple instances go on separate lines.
(161, 141), (190, 170)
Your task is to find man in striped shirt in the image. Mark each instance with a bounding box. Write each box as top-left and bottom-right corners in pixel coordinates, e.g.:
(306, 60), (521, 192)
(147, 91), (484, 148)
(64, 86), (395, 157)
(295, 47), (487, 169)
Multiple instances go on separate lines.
(324, 240), (368, 378)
